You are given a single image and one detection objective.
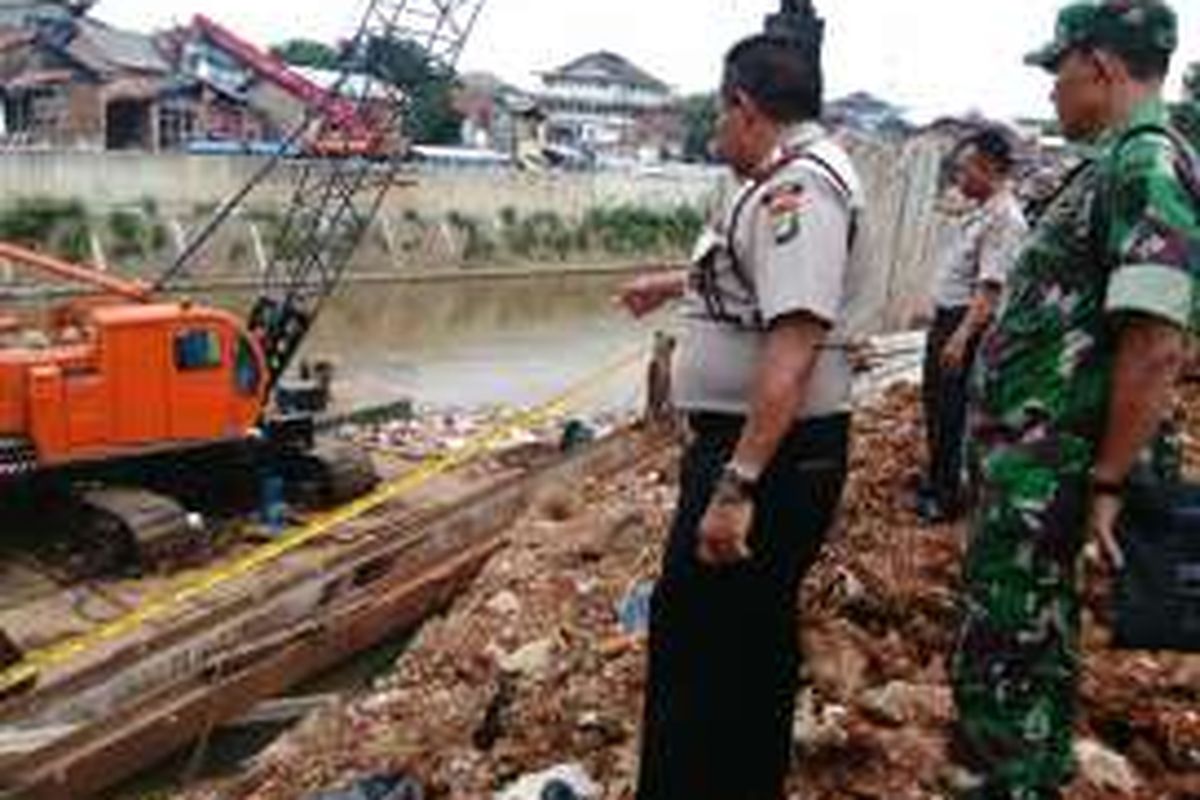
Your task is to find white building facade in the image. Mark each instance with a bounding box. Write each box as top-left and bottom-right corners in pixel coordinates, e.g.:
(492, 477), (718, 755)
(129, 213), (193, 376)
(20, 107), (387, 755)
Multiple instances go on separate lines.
(537, 51), (680, 163)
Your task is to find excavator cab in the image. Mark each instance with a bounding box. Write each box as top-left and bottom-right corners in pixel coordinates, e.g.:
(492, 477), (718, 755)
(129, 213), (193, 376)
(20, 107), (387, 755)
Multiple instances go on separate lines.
(3, 302), (266, 467)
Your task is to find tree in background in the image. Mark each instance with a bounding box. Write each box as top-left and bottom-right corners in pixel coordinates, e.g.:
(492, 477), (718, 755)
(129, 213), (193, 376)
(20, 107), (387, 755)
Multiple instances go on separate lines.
(271, 39), (340, 70)
(362, 37), (462, 145)
(681, 93), (717, 162)
(273, 36), (462, 145)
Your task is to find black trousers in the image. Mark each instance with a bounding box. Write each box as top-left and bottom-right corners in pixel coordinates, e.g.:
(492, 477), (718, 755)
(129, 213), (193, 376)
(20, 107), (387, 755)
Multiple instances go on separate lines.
(921, 306), (980, 511)
(635, 412), (850, 800)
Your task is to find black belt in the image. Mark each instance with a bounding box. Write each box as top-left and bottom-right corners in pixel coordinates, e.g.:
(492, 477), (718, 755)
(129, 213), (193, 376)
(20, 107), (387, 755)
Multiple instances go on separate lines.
(687, 410), (850, 446)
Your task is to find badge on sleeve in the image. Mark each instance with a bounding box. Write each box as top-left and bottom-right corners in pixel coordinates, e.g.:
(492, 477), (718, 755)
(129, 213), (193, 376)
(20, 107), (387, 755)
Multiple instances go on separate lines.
(764, 183), (807, 245)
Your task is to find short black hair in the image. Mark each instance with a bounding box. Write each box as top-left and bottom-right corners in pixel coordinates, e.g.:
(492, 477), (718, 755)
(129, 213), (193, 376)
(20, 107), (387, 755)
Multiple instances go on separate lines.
(1075, 43), (1172, 82)
(1113, 46), (1171, 82)
(722, 34), (823, 123)
(963, 127), (1015, 174)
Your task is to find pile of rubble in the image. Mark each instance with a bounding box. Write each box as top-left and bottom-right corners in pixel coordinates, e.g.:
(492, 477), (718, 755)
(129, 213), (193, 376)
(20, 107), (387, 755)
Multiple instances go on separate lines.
(335, 405), (629, 463)
(192, 384), (1200, 799)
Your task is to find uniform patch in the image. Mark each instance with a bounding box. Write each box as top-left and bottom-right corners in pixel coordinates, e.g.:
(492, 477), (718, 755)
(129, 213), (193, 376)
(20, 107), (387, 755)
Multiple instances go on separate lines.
(765, 182), (808, 214)
(772, 211), (800, 244)
(765, 183), (807, 245)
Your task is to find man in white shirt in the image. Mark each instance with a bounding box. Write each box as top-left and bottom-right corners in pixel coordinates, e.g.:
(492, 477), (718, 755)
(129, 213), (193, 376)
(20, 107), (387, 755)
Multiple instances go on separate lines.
(617, 5), (871, 795)
(919, 128), (1028, 523)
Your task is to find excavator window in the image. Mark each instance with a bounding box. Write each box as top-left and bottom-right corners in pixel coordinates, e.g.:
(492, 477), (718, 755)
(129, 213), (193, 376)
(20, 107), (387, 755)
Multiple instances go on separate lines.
(174, 329), (223, 372)
(234, 336), (261, 396)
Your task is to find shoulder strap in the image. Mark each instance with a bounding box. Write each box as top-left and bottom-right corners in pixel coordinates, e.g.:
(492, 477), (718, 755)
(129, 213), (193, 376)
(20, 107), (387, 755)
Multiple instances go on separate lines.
(1114, 123), (1200, 204)
(1092, 122), (1200, 271)
(705, 143), (860, 331)
(722, 150), (806, 301)
(1027, 158), (1093, 227)
(793, 149), (860, 248)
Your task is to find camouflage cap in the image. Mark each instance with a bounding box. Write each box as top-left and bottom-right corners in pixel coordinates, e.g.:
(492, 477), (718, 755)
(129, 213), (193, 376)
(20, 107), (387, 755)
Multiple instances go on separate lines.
(1025, 0), (1178, 71)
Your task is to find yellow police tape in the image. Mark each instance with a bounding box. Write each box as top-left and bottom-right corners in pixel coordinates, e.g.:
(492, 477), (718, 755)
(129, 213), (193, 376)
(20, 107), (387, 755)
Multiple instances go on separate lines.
(0, 344), (648, 696)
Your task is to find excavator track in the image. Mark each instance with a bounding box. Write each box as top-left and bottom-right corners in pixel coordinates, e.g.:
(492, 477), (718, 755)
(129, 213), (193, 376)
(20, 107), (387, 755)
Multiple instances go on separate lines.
(76, 488), (207, 576)
(281, 440), (380, 508)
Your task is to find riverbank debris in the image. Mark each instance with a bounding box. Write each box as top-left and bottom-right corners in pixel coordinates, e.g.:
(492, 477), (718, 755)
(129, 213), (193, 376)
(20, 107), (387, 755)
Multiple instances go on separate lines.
(185, 384), (1200, 798)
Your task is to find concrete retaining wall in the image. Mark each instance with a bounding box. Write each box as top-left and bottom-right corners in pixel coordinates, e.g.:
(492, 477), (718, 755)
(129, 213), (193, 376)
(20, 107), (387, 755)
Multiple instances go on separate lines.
(0, 140), (958, 330)
(0, 152), (720, 218)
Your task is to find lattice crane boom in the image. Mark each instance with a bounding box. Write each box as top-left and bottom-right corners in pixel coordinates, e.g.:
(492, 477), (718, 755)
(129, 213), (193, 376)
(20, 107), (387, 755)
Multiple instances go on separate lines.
(165, 0), (489, 393)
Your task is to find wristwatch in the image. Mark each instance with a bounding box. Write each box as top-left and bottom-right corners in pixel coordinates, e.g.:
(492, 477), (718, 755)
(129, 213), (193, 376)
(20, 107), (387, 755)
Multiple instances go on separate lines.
(714, 463), (758, 505)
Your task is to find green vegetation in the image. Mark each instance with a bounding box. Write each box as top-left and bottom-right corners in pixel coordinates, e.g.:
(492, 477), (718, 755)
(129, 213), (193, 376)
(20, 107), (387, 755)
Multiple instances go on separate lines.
(105, 198), (169, 261)
(363, 37), (461, 145)
(446, 211), (496, 262)
(0, 197), (91, 262)
(582, 205), (704, 255)
(0, 195), (704, 273)
(681, 93), (718, 163)
(107, 209), (145, 258)
(487, 204), (702, 264)
(274, 33), (463, 146)
(271, 38), (340, 70)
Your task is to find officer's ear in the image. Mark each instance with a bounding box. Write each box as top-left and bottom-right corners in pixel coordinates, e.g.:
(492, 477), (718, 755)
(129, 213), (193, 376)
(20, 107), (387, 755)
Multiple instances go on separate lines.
(1088, 47), (1126, 86)
(727, 87), (763, 122)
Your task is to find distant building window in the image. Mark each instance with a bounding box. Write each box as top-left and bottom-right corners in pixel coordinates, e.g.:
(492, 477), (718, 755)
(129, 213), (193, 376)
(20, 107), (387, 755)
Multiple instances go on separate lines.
(175, 329), (223, 371)
(159, 101), (197, 150)
(5, 86), (68, 136)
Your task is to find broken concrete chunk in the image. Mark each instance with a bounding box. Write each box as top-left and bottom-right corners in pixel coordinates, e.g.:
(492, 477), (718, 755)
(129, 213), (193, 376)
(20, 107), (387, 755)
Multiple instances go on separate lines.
(859, 681), (952, 727)
(486, 590), (522, 617)
(498, 638), (555, 678)
(1075, 738), (1141, 794)
(616, 580), (654, 636)
(792, 688), (850, 753)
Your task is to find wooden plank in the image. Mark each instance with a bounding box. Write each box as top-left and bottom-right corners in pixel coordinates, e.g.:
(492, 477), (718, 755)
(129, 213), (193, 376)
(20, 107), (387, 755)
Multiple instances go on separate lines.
(227, 693), (341, 727)
(1, 539), (501, 800)
(0, 691), (340, 758)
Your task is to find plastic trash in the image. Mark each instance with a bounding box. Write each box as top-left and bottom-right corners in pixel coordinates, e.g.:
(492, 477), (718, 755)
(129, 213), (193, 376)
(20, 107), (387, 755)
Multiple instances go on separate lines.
(559, 419), (595, 453)
(617, 580), (655, 635)
(540, 779), (580, 800)
(495, 763), (599, 800)
(308, 774), (424, 800)
(260, 473), (286, 535)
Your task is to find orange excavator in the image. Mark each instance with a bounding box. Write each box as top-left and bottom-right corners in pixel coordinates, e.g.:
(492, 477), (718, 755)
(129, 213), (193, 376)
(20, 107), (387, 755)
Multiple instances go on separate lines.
(0, 0), (488, 571)
(0, 246), (263, 471)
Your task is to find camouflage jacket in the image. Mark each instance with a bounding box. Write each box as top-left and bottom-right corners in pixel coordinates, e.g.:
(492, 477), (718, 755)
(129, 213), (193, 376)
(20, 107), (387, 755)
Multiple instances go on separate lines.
(972, 98), (1200, 480)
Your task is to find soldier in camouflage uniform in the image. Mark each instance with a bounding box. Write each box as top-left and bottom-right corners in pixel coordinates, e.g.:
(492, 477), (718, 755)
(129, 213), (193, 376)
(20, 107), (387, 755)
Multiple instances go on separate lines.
(952, 1), (1200, 797)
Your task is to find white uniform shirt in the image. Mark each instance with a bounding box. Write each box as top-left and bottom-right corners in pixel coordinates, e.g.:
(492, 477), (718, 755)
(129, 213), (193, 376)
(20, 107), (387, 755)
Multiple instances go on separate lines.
(933, 188), (1027, 309)
(672, 123), (866, 419)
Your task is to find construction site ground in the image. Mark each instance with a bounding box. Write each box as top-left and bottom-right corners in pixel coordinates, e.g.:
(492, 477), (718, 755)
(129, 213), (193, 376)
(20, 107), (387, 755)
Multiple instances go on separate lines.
(177, 384), (1200, 800)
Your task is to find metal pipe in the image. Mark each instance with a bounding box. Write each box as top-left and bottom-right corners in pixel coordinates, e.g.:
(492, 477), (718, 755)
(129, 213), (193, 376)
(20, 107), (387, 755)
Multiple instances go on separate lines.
(0, 242), (152, 302)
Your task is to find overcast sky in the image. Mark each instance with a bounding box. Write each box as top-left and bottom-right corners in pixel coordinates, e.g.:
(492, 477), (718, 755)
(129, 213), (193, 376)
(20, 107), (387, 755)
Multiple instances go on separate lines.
(93, 0), (1200, 123)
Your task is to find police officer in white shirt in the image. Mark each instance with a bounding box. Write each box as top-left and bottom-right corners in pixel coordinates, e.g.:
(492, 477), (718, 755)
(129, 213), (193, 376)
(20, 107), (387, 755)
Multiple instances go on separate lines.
(918, 128), (1027, 523)
(617, 3), (873, 796)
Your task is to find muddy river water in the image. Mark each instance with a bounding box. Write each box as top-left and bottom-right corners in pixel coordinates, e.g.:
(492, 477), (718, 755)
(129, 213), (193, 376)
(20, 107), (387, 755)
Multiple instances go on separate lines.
(209, 270), (664, 416)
